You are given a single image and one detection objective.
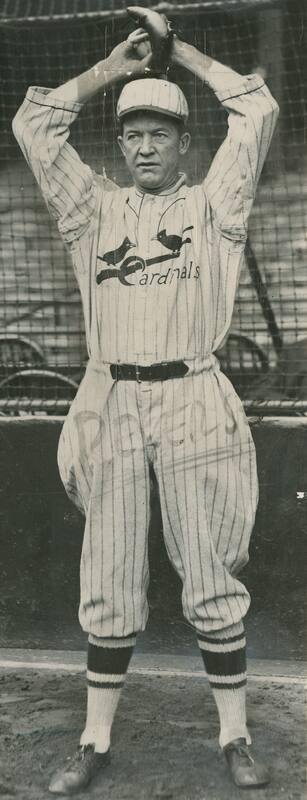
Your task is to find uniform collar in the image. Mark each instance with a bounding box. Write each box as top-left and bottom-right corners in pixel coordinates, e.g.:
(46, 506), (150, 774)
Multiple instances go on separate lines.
(132, 172), (187, 199)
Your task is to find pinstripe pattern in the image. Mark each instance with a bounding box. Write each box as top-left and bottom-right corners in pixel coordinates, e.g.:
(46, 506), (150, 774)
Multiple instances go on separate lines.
(12, 76), (279, 365)
(117, 79), (189, 123)
(12, 71), (278, 642)
(56, 355), (258, 637)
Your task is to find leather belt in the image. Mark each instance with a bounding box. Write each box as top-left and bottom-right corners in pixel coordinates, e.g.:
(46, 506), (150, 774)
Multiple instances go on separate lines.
(110, 361), (189, 382)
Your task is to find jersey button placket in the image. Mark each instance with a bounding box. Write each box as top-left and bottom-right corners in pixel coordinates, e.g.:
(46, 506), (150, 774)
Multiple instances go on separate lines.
(135, 195), (155, 362)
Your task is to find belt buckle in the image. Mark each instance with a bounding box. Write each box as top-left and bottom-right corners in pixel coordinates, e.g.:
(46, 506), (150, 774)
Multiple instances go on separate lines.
(135, 364), (142, 383)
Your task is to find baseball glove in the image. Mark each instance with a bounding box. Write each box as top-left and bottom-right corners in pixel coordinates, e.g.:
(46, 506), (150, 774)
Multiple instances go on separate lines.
(127, 6), (174, 77)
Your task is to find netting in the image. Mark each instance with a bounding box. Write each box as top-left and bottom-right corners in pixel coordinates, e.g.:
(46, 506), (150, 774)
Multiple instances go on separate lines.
(0, 0), (306, 414)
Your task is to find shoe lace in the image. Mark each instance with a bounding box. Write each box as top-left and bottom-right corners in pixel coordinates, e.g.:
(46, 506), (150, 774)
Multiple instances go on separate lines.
(234, 743), (255, 766)
(65, 745), (94, 771)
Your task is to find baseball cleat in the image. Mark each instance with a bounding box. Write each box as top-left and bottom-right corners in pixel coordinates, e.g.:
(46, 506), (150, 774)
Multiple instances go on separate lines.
(223, 738), (270, 789)
(48, 744), (111, 795)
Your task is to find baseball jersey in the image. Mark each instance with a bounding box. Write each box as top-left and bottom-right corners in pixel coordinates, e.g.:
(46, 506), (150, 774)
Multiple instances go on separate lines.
(12, 74), (279, 366)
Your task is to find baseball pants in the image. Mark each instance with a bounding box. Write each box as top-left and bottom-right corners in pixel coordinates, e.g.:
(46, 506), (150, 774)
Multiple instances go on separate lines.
(58, 355), (258, 639)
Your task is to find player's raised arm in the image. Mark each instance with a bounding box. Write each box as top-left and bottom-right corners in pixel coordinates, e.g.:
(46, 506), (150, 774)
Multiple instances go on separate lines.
(12, 34), (151, 245)
(171, 38), (279, 244)
(12, 89), (99, 246)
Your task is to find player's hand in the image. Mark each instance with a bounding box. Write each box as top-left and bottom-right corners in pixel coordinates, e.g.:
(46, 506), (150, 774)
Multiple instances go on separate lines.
(127, 7), (174, 76)
(105, 31), (152, 80)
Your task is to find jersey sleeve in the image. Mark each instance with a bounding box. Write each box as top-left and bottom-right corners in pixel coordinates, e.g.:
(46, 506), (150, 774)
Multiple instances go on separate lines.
(12, 87), (104, 245)
(203, 74), (279, 245)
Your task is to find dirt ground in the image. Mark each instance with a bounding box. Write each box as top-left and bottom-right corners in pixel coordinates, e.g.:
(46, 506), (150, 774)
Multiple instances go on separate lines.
(0, 669), (306, 800)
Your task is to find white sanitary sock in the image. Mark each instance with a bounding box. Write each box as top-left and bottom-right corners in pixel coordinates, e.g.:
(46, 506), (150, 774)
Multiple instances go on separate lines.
(80, 633), (136, 753)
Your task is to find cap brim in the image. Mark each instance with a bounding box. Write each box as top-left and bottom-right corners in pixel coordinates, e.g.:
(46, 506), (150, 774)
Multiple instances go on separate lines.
(117, 105), (188, 123)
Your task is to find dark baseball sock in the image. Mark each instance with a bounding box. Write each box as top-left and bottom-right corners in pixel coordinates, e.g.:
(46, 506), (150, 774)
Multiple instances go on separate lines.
(80, 632), (136, 753)
(197, 622), (251, 748)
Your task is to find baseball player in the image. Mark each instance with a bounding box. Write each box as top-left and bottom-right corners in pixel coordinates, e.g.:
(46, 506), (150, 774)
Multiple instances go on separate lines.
(13, 7), (279, 794)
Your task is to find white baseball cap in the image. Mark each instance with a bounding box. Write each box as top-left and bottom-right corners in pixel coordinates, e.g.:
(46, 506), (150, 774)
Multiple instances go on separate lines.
(117, 78), (189, 123)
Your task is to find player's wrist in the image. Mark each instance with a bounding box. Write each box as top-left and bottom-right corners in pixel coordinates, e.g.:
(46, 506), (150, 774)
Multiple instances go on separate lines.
(171, 37), (191, 67)
(68, 60), (117, 105)
(89, 58), (121, 88)
(171, 39), (204, 70)
(171, 39), (213, 80)
(101, 57), (124, 85)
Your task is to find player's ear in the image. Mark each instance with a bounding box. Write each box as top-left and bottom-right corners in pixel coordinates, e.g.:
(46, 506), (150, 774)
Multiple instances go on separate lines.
(179, 131), (191, 155)
(117, 135), (125, 156)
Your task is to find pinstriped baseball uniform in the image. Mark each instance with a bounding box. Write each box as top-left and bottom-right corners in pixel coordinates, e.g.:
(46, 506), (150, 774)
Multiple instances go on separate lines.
(13, 74), (279, 640)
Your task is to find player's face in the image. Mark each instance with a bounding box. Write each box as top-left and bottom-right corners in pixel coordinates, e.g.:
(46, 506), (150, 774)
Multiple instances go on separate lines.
(117, 112), (190, 193)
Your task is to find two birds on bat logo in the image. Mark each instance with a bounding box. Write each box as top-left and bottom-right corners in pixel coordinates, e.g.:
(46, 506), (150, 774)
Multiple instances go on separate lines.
(96, 225), (194, 286)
